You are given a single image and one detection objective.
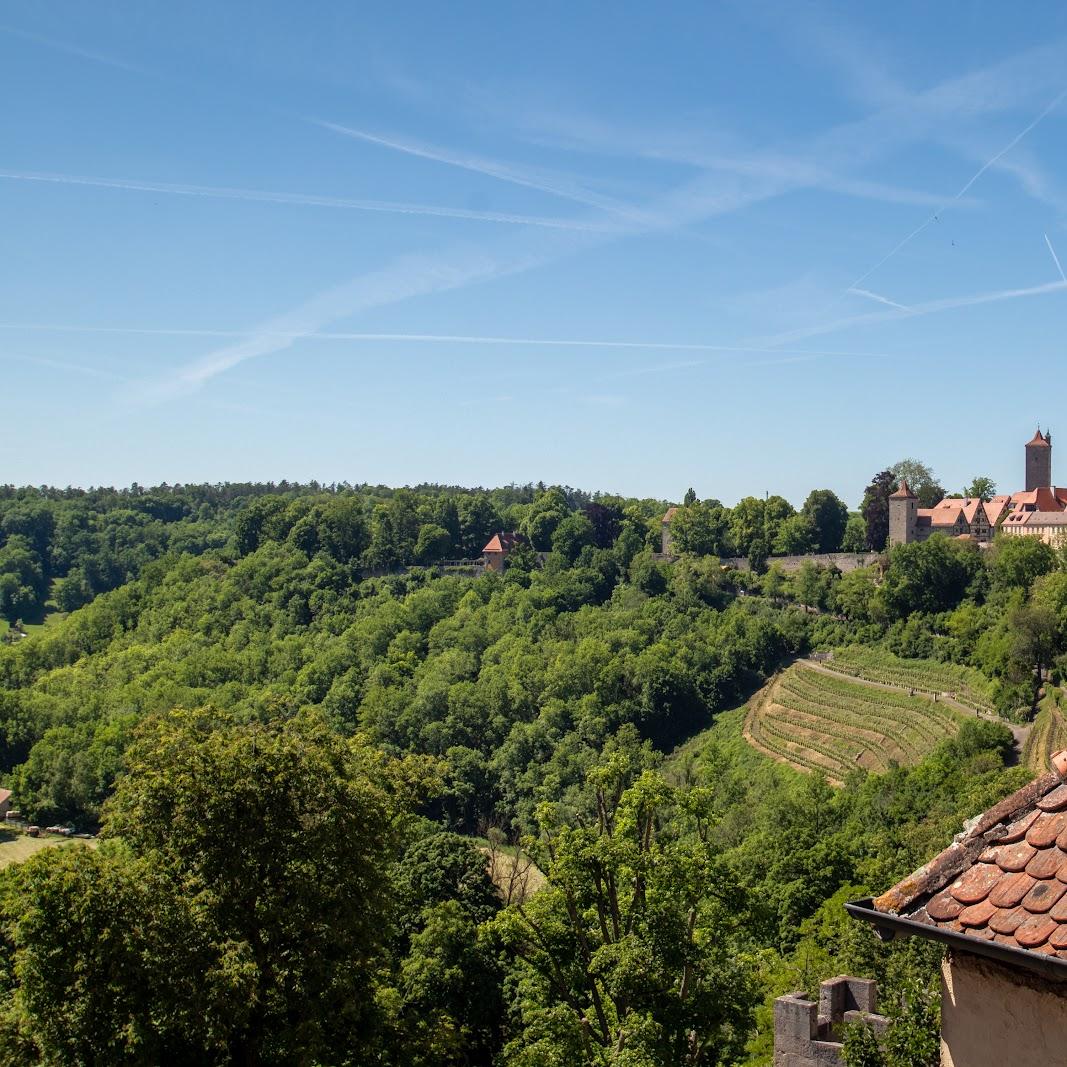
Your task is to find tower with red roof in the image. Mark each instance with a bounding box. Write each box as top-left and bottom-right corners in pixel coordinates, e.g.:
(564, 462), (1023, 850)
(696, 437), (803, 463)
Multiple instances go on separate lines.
(1025, 427), (1053, 492)
(887, 477), (918, 547)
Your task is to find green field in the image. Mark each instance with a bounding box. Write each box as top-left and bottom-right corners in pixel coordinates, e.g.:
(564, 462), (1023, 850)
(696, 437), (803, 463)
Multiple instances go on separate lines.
(0, 830), (93, 869)
(1, 611), (68, 642)
(745, 662), (963, 784)
(2, 579), (69, 641)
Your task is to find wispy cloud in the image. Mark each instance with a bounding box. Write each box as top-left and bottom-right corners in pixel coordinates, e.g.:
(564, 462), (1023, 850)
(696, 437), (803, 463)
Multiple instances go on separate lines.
(0, 170), (606, 231)
(0, 23), (147, 75)
(310, 118), (644, 222)
(760, 279), (1067, 347)
(130, 248), (535, 402)
(848, 287), (911, 312)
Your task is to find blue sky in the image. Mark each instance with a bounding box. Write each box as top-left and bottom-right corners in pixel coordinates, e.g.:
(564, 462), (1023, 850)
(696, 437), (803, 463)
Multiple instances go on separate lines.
(4, 2), (1067, 507)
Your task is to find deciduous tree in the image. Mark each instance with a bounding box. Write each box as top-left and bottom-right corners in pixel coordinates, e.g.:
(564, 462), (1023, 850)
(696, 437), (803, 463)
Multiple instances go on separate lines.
(802, 490), (849, 553)
(493, 757), (757, 1066)
(890, 459), (943, 508)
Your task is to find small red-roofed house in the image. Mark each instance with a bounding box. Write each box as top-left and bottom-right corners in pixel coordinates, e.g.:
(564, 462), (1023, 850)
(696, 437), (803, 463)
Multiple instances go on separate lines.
(0, 790), (12, 818)
(482, 532), (529, 573)
(848, 751), (1067, 1065)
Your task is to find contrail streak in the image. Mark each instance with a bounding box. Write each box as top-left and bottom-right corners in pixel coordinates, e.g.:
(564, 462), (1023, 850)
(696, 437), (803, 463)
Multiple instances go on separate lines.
(0, 170), (606, 231)
(1046, 233), (1067, 284)
(761, 279), (1067, 347)
(847, 287), (911, 311)
(310, 119), (646, 221)
(0, 24), (147, 75)
(129, 248), (537, 402)
(2, 353), (129, 381)
(0, 320), (895, 359)
(846, 85), (1067, 293)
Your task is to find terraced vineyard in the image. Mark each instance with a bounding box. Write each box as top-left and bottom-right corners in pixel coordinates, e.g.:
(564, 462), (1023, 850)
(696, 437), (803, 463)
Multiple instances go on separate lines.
(821, 646), (995, 715)
(745, 662), (963, 784)
(1024, 693), (1067, 774)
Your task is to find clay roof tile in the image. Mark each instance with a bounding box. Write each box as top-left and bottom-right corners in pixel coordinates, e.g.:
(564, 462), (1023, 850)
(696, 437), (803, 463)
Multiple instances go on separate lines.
(866, 756), (1067, 965)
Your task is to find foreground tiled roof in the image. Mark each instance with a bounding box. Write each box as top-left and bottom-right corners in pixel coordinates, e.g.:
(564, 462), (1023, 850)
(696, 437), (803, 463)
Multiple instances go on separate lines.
(662, 506), (679, 523)
(873, 752), (1067, 959)
(1028, 428), (1052, 447)
(890, 478), (916, 499)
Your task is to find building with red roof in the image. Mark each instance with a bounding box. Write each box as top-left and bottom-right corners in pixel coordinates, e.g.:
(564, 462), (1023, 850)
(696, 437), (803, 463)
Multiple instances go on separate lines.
(890, 428), (1067, 547)
(481, 532), (529, 573)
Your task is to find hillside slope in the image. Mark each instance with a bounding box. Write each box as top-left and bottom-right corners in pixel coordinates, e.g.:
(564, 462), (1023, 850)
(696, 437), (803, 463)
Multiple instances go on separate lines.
(744, 661), (963, 784)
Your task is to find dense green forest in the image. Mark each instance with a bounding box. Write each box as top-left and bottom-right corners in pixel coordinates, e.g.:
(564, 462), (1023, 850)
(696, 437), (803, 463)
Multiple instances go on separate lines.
(0, 479), (1062, 1065)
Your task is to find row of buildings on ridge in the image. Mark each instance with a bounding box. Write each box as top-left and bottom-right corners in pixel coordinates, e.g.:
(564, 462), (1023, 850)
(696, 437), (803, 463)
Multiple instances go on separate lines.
(889, 428), (1067, 546)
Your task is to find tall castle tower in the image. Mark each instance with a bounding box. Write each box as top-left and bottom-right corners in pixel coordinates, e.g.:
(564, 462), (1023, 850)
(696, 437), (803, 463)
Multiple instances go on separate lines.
(1025, 428), (1052, 491)
(888, 478), (918, 546)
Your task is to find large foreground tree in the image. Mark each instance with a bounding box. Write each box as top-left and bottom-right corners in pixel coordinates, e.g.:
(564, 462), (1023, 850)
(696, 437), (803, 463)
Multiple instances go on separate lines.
(0, 708), (406, 1066)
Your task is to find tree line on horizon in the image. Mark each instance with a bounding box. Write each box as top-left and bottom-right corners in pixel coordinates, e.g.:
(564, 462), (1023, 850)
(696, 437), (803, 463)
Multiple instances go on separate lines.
(0, 459), (993, 625)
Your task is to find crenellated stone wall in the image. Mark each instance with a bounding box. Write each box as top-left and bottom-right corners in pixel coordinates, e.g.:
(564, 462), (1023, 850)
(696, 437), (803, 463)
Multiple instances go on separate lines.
(773, 976), (888, 1067)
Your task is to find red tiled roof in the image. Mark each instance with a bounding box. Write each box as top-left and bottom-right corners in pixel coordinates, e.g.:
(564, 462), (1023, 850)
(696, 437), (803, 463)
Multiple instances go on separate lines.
(872, 753), (1067, 960)
(1009, 487), (1067, 510)
(984, 498), (1011, 525)
(482, 532), (528, 554)
(917, 506), (963, 528)
(920, 498), (990, 526)
(662, 506), (680, 523)
(1028, 428), (1051, 447)
(890, 478), (917, 499)
(0, 790), (11, 805)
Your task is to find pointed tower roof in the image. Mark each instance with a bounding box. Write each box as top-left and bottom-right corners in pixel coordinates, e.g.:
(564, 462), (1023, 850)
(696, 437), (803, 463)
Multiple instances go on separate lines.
(1028, 427), (1051, 447)
(889, 478), (917, 499)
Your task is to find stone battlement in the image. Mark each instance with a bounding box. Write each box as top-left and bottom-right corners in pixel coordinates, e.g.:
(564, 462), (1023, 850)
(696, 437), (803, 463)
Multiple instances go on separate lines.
(773, 976), (888, 1066)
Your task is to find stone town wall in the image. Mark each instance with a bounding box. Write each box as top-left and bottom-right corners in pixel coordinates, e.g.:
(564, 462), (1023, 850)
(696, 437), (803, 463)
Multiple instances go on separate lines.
(723, 552), (881, 575)
(774, 976), (888, 1067)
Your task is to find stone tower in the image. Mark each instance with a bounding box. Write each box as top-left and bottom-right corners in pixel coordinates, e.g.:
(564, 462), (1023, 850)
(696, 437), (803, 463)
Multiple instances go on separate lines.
(888, 478), (917, 546)
(1025, 427), (1052, 491)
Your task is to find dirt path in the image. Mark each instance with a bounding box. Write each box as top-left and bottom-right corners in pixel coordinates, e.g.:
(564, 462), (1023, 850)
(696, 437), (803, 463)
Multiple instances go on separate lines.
(801, 658), (1031, 760)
